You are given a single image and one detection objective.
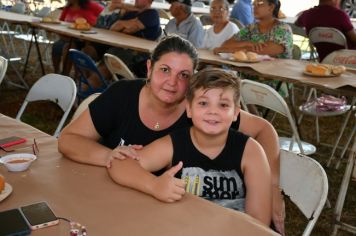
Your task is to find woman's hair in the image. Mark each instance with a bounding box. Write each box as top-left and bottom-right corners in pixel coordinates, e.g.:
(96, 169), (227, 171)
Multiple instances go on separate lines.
(211, 0), (230, 14)
(266, 0), (281, 18)
(186, 68), (241, 106)
(150, 35), (199, 70)
(66, 0), (90, 9)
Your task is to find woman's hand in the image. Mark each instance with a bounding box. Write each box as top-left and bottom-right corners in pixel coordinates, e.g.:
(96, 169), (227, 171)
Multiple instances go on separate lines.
(272, 187), (285, 235)
(151, 162), (186, 203)
(106, 144), (143, 168)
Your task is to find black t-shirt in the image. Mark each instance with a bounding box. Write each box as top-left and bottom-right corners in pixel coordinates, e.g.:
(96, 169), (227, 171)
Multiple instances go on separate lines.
(89, 79), (190, 148)
(170, 127), (249, 212)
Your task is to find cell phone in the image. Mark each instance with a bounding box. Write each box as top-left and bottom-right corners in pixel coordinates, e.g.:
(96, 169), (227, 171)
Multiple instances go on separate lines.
(81, 30), (97, 34)
(20, 202), (59, 230)
(0, 208), (32, 236)
(0, 136), (27, 148)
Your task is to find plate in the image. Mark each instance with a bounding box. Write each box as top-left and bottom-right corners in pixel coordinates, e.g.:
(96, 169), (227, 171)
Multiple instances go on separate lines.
(233, 58), (261, 63)
(40, 20), (61, 24)
(303, 71), (338, 78)
(68, 25), (91, 31)
(0, 183), (13, 202)
(218, 53), (261, 63)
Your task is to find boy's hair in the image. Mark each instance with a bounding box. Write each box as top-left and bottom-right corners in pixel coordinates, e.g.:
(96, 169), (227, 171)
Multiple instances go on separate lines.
(186, 68), (241, 105)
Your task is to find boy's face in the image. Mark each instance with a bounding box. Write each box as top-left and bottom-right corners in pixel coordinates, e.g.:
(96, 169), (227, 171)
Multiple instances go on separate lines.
(186, 87), (239, 136)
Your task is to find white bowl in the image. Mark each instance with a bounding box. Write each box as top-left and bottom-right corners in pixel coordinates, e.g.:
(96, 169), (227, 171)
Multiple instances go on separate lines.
(0, 153), (37, 172)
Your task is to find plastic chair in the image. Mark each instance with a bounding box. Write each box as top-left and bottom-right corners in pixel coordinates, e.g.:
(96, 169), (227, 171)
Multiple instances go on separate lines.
(15, 74), (77, 137)
(103, 53), (135, 81)
(229, 18), (245, 29)
(192, 1), (206, 7)
(0, 56), (8, 86)
(69, 49), (109, 100)
(322, 49), (356, 69)
(240, 79), (316, 155)
(71, 93), (101, 122)
(280, 149), (328, 236)
(158, 9), (171, 20)
(200, 15), (213, 26)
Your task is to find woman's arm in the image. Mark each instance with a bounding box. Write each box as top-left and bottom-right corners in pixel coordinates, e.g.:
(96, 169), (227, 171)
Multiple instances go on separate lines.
(108, 136), (186, 202)
(58, 109), (112, 166)
(241, 138), (272, 226)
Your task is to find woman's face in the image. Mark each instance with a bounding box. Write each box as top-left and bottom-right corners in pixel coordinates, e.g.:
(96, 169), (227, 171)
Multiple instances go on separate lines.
(253, 0), (274, 20)
(209, 1), (229, 24)
(147, 52), (194, 105)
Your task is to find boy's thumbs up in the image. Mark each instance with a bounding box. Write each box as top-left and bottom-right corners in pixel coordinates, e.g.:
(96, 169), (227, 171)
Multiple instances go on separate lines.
(166, 161), (183, 177)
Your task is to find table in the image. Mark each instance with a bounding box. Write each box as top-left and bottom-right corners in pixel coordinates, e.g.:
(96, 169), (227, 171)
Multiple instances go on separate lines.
(0, 114), (279, 236)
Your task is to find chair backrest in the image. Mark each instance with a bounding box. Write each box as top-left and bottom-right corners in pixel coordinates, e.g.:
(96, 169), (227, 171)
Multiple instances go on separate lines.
(280, 150), (328, 236)
(103, 53), (135, 81)
(69, 49), (108, 99)
(0, 56), (8, 86)
(240, 79), (305, 153)
(71, 93), (101, 121)
(10, 2), (26, 14)
(192, 1), (205, 7)
(292, 44), (302, 60)
(16, 74), (77, 137)
(200, 15), (213, 26)
(35, 6), (51, 17)
(309, 27), (348, 48)
(158, 9), (171, 20)
(322, 49), (356, 69)
(229, 18), (245, 29)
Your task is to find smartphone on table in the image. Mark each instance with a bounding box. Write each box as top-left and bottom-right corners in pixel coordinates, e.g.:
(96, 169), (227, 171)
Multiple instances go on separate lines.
(0, 136), (26, 148)
(20, 202), (59, 230)
(0, 208), (32, 236)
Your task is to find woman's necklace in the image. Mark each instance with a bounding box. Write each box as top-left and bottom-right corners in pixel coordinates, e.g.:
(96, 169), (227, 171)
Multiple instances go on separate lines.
(154, 122), (160, 130)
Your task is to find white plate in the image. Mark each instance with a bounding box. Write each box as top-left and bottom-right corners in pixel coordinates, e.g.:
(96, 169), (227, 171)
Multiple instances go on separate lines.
(303, 71), (338, 77)
(218, 53), (262, 63)
(0, 183), (13, 202)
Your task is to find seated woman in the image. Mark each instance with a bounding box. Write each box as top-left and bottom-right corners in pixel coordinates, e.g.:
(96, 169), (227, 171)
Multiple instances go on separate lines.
(214, 0), (293, 59)
(201, 0), (239, 50)
(58, 35), (284, 234)
(108, 68), (272, 225)
(52, 0), (103, 74)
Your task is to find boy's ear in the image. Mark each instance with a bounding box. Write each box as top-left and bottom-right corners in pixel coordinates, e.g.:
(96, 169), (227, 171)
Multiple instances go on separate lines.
(233, 106), (240, 122)
(146, 59), (152, 76)
(186, 102), (192, 118)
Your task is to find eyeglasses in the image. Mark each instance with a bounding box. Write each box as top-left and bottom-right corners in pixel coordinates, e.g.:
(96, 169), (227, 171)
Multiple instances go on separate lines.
(210, 7), (227, 13)
(0, 138), (39, 156)
(252, 0), (266, 7)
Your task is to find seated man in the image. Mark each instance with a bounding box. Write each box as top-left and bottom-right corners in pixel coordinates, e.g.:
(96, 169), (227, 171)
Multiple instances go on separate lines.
(165, 0), (204, 48)
(83, 0), (161, 84)
(295, 0), (356, 61)
(230, 0), (254, 26)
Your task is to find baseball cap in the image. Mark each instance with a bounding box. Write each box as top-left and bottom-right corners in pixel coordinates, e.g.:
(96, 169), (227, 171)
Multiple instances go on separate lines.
(167, 0), (192, 6)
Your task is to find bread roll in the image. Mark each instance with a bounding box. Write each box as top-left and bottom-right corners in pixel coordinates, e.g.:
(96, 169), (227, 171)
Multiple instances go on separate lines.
(42, 17), (52, 22)
(311, 65), (331, 76)
(75, 17), (87, 25)
(332, 65), (346, 75)
(76, 23), (91, 30)
(0, 174), (5, 193)
(233, 51), (248, 61)
(246, 52), (258, 61)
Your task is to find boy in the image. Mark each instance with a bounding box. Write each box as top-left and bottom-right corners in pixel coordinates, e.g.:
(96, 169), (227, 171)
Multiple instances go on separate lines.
(108, 68), (272, 225)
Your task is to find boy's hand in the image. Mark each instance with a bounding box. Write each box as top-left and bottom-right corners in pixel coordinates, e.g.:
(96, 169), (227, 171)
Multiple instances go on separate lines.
(151, 162), (186, 203)
(106, 144), (143, 168)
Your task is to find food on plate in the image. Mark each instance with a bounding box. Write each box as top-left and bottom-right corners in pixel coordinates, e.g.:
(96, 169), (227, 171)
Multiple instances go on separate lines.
(246, 51), (258, 61)
(233, 51), (248, 61)
(0, 174), (4, 193)
(305, 63), (346, 76)
(41, 17), (60, 23)
(70, 17), (91, 30)
(332, 65), (346, 75)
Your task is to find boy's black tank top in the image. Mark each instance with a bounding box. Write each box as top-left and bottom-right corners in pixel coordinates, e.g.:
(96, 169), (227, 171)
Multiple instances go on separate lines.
(170, 127), (249, 212)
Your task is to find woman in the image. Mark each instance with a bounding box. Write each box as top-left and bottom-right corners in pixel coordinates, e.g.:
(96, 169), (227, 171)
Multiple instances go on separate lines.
(58, 35), (284, 234)
(52, 0), (103, 74)
(201, 0), (239, 50)
(214, 0), (293, 59)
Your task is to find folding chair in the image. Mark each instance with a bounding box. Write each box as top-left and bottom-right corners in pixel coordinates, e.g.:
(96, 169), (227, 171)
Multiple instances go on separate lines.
(192, 1), (206, 7)
(0, 56), (8, 86)
(16, 74), (77, 137)
(280, 149), (328, 236)
(68, 49), (109, 100)
(200, 15), (213, 26)
(331, 136), (356, 235)
(240, 79), (316, 155)
(229, 18), (245, 29)
(104, 53), (135, 81)
(298, 49), (356, 167)
(71, 93), (101, 122)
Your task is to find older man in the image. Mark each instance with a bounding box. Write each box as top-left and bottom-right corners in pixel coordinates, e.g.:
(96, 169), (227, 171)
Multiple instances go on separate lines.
(295, 0), (356, 61)
(165, 0), (204, 48)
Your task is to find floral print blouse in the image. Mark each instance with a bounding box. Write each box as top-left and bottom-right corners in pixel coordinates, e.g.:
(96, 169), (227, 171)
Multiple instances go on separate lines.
(234, 20), (293, 59)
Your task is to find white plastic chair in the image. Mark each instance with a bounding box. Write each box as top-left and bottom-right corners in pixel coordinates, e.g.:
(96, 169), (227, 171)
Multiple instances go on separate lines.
(322, 49), (356, 70)
(71, 93), (101, 122)
(240, 79), (316, 155)
(16, 74), (77, 137)
(0, 56), (8, 86)
(280, 149), (328, 236)
(192, 1), (205, 7)
(104, 53), (135, 81)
